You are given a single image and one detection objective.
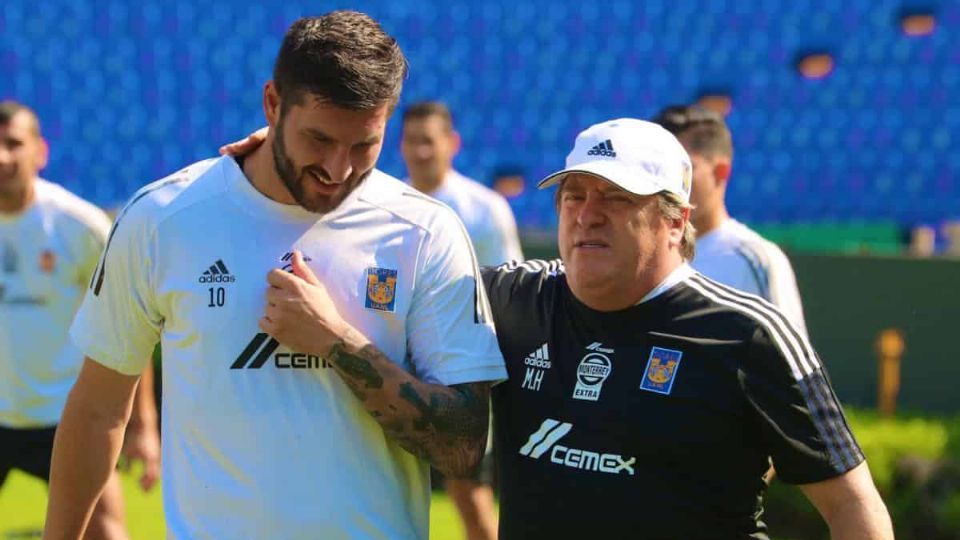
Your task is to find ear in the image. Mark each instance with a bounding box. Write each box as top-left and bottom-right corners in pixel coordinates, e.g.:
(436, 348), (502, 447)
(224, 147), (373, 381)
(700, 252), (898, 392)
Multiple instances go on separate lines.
(713, 159), (732, 184)
(450, 129), (462, 157)
(667, 206), (691, 246)
(263, 81), (282, 128)
(36, 136), (50, 171)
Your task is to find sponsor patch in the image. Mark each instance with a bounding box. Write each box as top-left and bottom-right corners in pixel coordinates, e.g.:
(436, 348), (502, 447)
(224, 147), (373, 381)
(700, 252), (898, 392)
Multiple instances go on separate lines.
(640, 347), (683, 395)
(39, 250), (56, 273)
(365, 267), (398, 312)
(572, 344), (613, 401)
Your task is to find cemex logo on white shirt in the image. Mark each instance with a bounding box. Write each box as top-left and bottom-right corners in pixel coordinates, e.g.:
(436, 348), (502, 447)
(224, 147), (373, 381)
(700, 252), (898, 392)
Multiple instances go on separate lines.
(519, 418), (636, 476)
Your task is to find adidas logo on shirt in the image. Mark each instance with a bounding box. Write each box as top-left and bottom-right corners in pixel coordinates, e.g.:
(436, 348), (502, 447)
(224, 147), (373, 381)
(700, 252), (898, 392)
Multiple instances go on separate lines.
(524, 343), (551, 369)
(198, 259), (236, 283)
(522, 343), (550, 392)
(586, 139), (616, 158)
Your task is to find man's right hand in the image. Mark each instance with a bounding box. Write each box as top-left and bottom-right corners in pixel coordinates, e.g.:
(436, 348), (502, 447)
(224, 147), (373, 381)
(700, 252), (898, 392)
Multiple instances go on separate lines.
(219, 127), (269, 157)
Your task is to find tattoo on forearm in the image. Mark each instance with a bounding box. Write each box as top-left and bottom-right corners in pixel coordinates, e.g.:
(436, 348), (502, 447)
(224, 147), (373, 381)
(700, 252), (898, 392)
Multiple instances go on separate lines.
(327, 342), (490, 476)
(399, 382), (433, 432)
(329, 343), (384, 389)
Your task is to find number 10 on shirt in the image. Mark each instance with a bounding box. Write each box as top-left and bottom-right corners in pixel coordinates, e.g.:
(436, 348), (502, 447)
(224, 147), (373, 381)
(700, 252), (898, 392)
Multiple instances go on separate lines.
(208, 287), (225, 307)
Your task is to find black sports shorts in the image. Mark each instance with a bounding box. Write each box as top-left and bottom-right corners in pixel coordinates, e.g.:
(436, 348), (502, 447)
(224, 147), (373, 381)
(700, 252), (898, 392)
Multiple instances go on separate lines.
(0, 424), (57, 486)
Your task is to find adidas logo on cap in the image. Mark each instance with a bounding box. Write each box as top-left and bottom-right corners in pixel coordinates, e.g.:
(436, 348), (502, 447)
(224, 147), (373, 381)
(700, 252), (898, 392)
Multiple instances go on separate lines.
(537, 118), (693, 204)
(586, 139), (617, 158)
(198, 259), (236, 283)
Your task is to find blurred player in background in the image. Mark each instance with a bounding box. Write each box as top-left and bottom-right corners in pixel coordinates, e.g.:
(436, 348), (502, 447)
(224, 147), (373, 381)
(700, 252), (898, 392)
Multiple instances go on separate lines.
(0, 101), (159, 539)
(402, 101), (523, 267)
(653, 104), (808, 334)
(45, 11), (504, 539)
(483, 118), (892, 539)
(401, 100), (523, 539)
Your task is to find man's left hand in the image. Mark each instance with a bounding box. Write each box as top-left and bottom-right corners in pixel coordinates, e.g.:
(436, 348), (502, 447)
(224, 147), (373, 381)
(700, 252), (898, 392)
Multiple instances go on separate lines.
(120, 424), (160, 492)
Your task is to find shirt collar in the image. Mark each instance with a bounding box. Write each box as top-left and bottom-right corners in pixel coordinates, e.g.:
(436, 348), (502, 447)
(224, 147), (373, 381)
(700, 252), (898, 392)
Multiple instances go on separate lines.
(637, 263), (694, 304)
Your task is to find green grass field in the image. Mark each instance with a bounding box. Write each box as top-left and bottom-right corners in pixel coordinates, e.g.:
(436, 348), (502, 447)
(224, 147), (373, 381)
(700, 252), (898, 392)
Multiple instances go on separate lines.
(0, 467), (467, 539)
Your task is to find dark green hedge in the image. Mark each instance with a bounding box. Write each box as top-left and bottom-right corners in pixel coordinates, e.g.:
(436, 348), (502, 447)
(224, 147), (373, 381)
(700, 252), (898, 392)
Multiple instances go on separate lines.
(763, 408), (960, 540)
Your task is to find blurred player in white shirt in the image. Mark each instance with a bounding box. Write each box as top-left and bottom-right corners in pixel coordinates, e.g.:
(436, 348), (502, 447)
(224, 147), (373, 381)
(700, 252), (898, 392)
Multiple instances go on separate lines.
(402, 101), (522, 540)
(45, 12), (505, 540)
(402, 101), (523, 267)
(0, 101), (158, 540)
(653, 105), (807, 335)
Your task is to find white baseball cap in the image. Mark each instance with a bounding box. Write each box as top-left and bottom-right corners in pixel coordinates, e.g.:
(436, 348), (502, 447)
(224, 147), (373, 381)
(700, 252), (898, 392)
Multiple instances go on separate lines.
(537, 118), (693, 203)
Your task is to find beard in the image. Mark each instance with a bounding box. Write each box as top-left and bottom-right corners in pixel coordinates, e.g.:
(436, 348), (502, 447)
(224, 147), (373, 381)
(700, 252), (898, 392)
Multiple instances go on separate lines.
(271, 115), (372, 214)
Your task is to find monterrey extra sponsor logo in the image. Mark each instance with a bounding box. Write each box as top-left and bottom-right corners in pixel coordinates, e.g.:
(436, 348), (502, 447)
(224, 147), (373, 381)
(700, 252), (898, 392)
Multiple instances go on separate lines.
(573, 342), (614, 401)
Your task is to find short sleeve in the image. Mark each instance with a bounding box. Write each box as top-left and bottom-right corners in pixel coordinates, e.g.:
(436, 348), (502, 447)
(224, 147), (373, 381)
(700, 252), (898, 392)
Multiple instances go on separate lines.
(69, 204), (162, 376)
(740, 322), (864, 484)
(406, 211), (507, 386)
(476, 196), (524, 266)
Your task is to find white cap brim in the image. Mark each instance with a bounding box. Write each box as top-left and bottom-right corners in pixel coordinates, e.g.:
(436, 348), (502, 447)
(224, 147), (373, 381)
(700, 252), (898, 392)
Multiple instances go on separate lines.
(536, 159), (674, 197)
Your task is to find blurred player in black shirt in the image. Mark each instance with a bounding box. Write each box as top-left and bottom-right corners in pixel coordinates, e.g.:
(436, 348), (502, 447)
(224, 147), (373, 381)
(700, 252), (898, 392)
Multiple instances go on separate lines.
(483, 118), (892, 540)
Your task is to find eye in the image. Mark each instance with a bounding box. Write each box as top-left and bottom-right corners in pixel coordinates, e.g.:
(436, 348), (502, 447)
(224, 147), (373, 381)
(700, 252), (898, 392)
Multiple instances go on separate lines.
(352, 142), (377, 155)
(308, 135), (333, 148)
(603, 192), (633, 203)
(561, 191), (586, 203)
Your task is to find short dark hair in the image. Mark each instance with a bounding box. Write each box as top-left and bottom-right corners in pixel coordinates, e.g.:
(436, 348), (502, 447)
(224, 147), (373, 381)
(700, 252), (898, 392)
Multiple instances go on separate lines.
(272, 11), (408, 111)
(0, 100), (41, 136)
(652, 105), (732, 158)
(402, 101), (454, 131)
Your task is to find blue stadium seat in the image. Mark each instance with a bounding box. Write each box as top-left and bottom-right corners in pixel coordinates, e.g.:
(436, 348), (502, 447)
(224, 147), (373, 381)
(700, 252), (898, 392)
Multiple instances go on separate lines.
(2, 0), (956, 226)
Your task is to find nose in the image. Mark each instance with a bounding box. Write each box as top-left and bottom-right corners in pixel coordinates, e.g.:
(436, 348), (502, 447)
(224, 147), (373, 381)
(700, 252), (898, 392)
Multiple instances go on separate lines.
(0, 146), (11, 166)
(413, 143), (432, 161)
(323, 147), (353, 183)
(576, 192), (607, 228)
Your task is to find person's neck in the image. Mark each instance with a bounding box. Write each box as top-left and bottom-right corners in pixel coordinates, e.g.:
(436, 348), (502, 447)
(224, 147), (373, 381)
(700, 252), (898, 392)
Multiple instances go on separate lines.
(694, 207), (730, 238)
(240, 139), (295, 205)
(572, 256), (684, 312)
(410, 168), (450, 195)
(0, 180), (37, 215)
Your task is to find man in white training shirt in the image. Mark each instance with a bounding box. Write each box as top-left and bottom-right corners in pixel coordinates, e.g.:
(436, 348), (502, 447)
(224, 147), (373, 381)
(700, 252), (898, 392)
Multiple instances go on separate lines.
(0, 101), (159, 539)
(45, 12), (506, 540)
(402, 101), (523, 267)
(653, 105), (808, 335)
(401, 100), (522, 539)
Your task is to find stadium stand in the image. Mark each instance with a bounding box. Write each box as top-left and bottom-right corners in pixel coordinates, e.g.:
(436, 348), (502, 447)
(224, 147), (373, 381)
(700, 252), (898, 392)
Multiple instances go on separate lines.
(1, 0), (957, 243)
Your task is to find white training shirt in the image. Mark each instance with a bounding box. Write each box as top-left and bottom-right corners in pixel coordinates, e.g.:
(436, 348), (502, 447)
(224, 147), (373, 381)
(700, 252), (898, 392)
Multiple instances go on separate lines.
(692, 218), (808, 336)
(70, 157), (507, 540)
(0, 179), (111, 428)
(420, 170), (523, 266)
